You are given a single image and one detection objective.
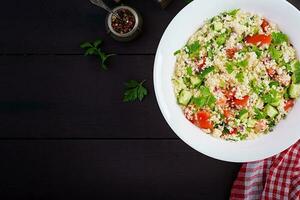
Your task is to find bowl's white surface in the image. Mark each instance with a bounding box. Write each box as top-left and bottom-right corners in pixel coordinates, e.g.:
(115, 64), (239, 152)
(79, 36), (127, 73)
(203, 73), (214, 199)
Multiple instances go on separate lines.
(154, 0), (300, 162)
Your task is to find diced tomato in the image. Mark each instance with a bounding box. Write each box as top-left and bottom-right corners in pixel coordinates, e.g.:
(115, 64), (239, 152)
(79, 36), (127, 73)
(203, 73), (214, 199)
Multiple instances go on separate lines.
(198, 120), (214, 129)
(195, 57), (206, 70)
(261, 19), (269, 32)
(230, 128), (237, 135)
(284, 99), (294, 112)
(217, 97), (227, 107)
(196, 110), (213, 129)
(223, 109), (233, 119)
(233, 95), (249, 107)
(226, 48), (237, 59)
(245, 34), (272, 45)
(197, 111), (210, 121)
(267, 68), (276, 77)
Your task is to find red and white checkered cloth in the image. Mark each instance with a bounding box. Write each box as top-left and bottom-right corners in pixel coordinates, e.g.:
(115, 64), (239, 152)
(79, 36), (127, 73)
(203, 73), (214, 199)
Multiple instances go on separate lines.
(230, 140), (300, 200)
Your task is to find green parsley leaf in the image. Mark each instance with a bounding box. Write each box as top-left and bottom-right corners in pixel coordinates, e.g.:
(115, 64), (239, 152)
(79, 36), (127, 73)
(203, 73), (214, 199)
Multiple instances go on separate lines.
(272, 32), (288, 45)
(80, 39), (115, 70)
(269, 45), (283, 63)
(226, 62), (234, 74)
(80, 42), (93, 49)
(193, 86), (216, 108)
(93, 39), (102, 47)
(186, 41), (200, 58)
(216, 33), (227, 46)
(173, 49), (181, 56)
(238, 133), (248, 140)
(236, 72), (244, 83)
(239, 109), (248, 118)
(237, 59), (248, 68)
(186, 66), (193, 76)
(262, 89), (281, 104)
(199, 66), (215, 78)
(207, 49), (213, 60)
(192, 96), (206, 107)
(250, 80), (260, 94)
(227, 9), (240, 17)
(183, 77), (191, 87)
(123, 80), (148, 102)
(269, 81), (280, 88)
(254, 108), (266, 120)
(206, 95), (217, 107)
(249, 45), (262, 58)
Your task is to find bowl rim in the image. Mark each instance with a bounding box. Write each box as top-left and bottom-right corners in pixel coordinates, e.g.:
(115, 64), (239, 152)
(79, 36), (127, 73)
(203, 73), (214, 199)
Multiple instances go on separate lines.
(153, 0), (300, 162)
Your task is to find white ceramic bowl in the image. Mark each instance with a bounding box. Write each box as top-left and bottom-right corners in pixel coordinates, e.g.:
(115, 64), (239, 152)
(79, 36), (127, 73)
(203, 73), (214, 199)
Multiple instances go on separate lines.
(154, 0), (300, 162)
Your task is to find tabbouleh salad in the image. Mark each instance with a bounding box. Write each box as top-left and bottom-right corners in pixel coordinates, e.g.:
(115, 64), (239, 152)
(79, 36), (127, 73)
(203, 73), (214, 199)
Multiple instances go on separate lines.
(172, 9), (300, 141)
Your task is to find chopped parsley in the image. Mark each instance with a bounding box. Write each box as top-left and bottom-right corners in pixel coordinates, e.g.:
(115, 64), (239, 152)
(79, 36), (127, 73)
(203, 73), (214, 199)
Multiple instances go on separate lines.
(272, 32), (288, 45)
(186, 66), (193, 76)
(226, 62), (234, 74)
(186, 41), (201, 58)
(236, 72), (244, 83)
(192, 86), (216, 108)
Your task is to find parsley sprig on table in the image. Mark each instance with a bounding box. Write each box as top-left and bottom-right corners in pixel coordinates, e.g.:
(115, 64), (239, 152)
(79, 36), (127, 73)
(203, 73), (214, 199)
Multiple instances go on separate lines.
(123, 80), (148, 102)
(80, 39), (115, 70)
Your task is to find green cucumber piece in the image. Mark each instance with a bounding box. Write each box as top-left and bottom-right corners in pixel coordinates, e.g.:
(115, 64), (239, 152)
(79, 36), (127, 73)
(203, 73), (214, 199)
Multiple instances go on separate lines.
(247, 119), (257, 128)
(190, 76), (201, 87)
(292, 61), (300, 84)
(270, 98), (281, 107)
(289, 84), (300, 98)
(214, 21), (223, 31)
(264, 105), (278, 118)
(239, 109), (248, 122)
(178, 90), (193, 105)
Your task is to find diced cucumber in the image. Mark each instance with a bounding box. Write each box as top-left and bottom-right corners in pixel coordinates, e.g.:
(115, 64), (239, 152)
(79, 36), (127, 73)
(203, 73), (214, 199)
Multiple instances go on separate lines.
(178, 90), (193, 105)
(256, 98), (264, 109)
(292, 61), (300, 84)
(289, 84), (300, 98)
(214, 21), (223, 31)
(239, 109), (248, 122)
(247, 119), (257, 128)
(291, 60), (300, 72)
(264, 105), (278, 118)
(190, 76), (201, 87)
(270, 98), (281, 107)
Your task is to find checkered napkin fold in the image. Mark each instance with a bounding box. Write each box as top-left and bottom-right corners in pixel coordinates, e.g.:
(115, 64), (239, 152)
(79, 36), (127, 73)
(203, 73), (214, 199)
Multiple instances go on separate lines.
(230, 140), (300, 200)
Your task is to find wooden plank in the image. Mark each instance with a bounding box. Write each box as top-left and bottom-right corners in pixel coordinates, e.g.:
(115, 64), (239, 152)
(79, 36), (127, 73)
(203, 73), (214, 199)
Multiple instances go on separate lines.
(0, 0), (186, 54)
(0, 0), (299, 55)
(0, 55), (176, 138)
(0, 140), (241, 199)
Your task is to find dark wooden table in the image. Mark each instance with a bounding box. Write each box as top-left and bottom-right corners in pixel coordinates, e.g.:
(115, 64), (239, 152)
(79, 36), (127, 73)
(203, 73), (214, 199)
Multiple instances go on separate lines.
(0, 0), (299, 199)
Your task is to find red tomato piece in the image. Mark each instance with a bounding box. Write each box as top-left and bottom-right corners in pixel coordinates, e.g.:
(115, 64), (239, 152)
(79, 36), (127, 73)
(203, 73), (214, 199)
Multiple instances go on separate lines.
(261, 19), (269, 32)
(197, 110), (210, 121)
(226, 48), (237, 59)
(196, 110), (213, 129)
(267, 68), (276, 77)
(195, 57), (206, 70)
(245, 34), (272, 45)
(233, 95), (249, 107)
(223, 109), (233, 119)
(230, 128), (237, 135)
(198, 120), (214, 129)
(284, 99), (294, 112)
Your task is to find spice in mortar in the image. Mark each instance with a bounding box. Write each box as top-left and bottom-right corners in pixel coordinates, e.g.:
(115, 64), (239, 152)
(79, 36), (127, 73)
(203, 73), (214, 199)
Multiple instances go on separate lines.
(111, 8), (135, 34)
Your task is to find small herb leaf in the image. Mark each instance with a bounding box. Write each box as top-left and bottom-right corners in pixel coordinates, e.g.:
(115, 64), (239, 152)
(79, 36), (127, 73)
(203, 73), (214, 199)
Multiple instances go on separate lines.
(123, 80), (148, 102)
(80, 39), (114, 70)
